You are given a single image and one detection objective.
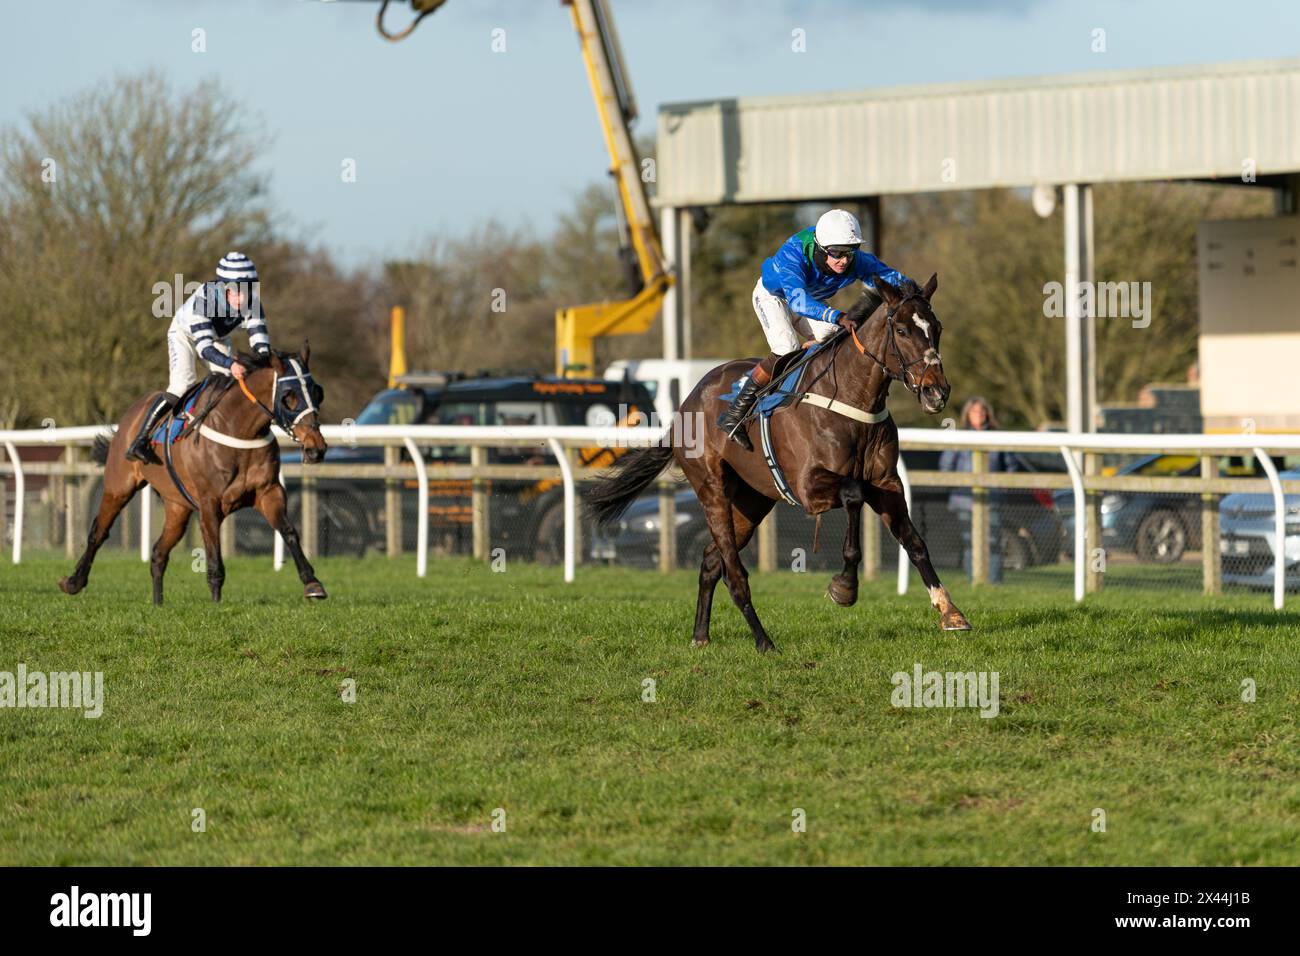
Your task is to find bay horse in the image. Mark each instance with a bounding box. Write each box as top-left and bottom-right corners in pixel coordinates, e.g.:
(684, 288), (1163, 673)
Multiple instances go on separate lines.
(586, 275), (971, 653)
(58, 344), (329, 605)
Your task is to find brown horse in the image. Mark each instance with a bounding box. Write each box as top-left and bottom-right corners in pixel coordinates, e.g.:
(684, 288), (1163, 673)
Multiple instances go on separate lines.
(59, 344), (329, 605)
(586, 275), (971, 653)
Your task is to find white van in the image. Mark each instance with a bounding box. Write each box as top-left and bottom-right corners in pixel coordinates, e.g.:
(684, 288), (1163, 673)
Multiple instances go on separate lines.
(603, 358), (730, 424)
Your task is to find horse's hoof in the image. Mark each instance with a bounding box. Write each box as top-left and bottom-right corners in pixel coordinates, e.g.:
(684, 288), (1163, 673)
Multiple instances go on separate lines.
(305, 582), (328, 600)
(827, 576), (858, 607)
(756, 639), (779, 654)
(57, 576), (82, 595)
(691, 638), (709, 648)
(941, 610), (972, 631)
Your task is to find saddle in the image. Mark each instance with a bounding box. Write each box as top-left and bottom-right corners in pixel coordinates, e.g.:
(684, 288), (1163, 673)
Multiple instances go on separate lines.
(720, 339), (836, 508)
(149, 378), (213, 446)
(720, 339), (833, 417)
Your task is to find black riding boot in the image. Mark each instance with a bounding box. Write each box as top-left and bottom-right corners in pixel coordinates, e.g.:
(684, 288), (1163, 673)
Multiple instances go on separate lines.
(716, 373), (766, 452)
(125, 394), (175, 464)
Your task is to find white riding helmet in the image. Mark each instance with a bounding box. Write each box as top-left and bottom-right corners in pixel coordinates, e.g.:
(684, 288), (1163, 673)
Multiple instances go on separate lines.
(814, 209), (863, 249)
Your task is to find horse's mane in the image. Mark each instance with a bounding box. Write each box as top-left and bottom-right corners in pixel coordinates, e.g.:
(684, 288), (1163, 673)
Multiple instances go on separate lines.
(238, 348), (294, 370)
(189, 349), (294, 424)
(843, 294), (880, 326)
(843, 278), (926, 326)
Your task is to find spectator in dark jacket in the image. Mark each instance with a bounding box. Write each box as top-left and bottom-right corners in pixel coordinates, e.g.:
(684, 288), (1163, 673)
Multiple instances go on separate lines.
(939, 397), (1020, 583)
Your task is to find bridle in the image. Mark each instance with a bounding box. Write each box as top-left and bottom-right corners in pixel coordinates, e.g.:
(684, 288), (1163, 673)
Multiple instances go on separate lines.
(847, 294), (938, 400)
(236, 357), (321, 444)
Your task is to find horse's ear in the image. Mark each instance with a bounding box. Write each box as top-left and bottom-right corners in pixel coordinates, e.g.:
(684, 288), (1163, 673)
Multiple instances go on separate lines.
(300, 339), (311, 366)
(875, 277), (903, 307)
(268, 350), (286, 373)
(922, 273), (938, 300)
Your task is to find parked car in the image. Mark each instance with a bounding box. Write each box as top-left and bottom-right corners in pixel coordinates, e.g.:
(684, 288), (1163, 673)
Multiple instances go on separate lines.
(241, 370), (656, 561)
(1054, 453), (1291, 564)
(603, 358), (729, 424)
(588, 488), (721, 570)
(905, 449), (1064, 572)
(1219, 469), (1300, 590)
(591, 450), (1063, 573)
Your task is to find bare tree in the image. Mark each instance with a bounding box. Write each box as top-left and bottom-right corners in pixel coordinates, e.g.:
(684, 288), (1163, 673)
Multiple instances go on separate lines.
(0, 71), (272, 426)
(380, 223), (554, 378)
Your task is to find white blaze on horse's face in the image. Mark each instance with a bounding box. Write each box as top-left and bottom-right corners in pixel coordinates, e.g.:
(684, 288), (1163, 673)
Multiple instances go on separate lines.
(911, 309), (942, 366)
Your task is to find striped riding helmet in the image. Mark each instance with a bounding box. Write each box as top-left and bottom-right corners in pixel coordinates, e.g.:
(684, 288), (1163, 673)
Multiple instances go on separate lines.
(216, 251), (258, 283)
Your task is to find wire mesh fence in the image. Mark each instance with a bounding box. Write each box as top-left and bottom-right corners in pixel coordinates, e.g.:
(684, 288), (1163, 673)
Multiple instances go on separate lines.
(3, 430), (1299, 610)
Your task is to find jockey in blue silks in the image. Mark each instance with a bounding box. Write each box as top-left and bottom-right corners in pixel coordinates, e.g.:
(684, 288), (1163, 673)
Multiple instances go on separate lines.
(717, 209), (912, 451)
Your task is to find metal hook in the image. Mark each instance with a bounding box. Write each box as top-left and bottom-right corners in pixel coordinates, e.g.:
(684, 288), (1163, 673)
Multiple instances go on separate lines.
(376, 0), (448, 42)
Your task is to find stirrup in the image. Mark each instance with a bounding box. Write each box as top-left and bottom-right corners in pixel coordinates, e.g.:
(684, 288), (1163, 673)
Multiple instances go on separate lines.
(125, 435), (159, 464)
(126, 397), (169, 463)
(718, 377), (760, 451)
(724, 419), (754, 451)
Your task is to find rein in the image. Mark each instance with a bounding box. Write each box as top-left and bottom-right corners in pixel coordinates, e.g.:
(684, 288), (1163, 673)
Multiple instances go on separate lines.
(177, 376), (274, 451)
(238, 377), (278, 423)
(180, 361), (319, 449)
(848, 295), (932, 400)
(232, 358), (320, 444)
(744, 293), (936, 433)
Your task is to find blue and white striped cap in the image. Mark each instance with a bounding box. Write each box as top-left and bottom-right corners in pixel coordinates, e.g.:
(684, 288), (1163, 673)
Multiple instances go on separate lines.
(216, 251), (258, 282)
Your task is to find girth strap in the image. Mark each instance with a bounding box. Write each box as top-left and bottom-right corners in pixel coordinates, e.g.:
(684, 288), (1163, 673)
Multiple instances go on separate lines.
(161, 416), (201, 512)
(198, 424), (273, 449)
(797, 393), (891, 424)
(759, 413), (801, 508)
(756, 394), (891, 510)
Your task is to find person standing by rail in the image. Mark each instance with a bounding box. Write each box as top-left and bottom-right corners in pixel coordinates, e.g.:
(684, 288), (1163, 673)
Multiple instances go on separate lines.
(939, 396), (1022, 583)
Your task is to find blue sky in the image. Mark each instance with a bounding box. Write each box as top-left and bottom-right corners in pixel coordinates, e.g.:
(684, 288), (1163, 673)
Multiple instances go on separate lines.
(4, 0), (1298, 267)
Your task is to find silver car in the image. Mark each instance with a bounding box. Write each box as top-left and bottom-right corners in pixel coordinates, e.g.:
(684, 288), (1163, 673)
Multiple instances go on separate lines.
(1219, 469), (1300, 590)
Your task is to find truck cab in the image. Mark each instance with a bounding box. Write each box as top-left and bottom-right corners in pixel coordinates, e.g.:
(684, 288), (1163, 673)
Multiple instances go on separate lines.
(603, 358), (729, 424)
(253, 370), (655, 561)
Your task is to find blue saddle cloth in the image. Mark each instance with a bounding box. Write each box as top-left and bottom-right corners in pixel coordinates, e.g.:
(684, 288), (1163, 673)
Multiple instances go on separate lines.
(721, 339), (831, 418)
(721, 339), (837, 509)
(150, 379), (210, 446)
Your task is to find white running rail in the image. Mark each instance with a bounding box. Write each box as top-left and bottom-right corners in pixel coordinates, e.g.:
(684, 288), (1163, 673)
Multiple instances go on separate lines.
(2, 423), (1298, 607)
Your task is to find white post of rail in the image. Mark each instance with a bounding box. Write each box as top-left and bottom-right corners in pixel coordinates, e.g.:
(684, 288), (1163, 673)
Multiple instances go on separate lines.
(4, 442), (23, 564)
(404, 437), (428, 578)
(1061, 445), (1085, 602)
(139, 484), (151, 562)
(1254, 448), (1285, 610)
(548, 437), (576, 583)
(895, 453), (911, 595)
(661, 206), (680, 362)
(1063, 184), (1095, 436)
(273, 472), (285, 571)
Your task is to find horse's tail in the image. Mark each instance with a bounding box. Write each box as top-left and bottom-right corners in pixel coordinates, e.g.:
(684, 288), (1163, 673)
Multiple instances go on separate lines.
(91, 432), (112, 466)
(584, 444), (674, 530)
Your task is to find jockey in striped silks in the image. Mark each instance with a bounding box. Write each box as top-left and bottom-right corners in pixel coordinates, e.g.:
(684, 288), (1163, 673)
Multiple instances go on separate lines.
(125, 251), (272, 464)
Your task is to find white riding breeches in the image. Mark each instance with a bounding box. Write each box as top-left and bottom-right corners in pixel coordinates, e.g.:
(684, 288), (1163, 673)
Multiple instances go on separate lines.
(752, 277), (840, 356)
(166, 316), (232, 398)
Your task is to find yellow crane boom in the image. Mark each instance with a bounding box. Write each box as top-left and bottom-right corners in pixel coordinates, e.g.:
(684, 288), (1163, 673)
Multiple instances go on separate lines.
(556, 0), (672, 376)
(333, 0), (673, 378)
